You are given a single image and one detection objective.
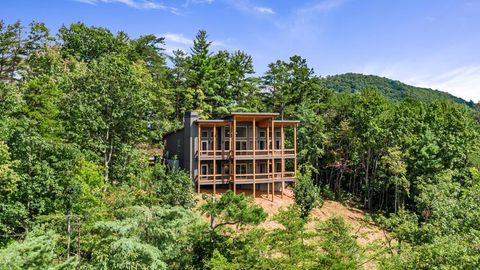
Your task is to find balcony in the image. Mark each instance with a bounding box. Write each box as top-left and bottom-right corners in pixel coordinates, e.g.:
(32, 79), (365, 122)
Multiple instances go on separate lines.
(198, 171), (296, 185)
(198, 148), (295, 159)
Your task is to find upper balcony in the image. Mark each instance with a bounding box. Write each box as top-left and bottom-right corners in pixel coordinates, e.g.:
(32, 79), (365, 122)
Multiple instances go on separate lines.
(198, 148), (296, 159)
(196, 113), (299, 160)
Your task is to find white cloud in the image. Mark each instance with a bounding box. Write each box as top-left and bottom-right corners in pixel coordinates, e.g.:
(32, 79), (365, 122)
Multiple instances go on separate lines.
(74, 0), (183, 14)
(160, 32), (230, 55)
(163, 33), (192, 45)
(296, 0), (348, 15)
(254, 6), (275, 15)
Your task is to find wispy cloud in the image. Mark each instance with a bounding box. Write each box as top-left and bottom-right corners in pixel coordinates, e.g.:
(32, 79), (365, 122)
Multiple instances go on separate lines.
(183, 0), (215, 7)
(297, 0), (348, 15)
(74, 0), (183, 14)
(160, 32), (229, 55)
(163, 33), (192, 45)
(254, 6), (275, 15)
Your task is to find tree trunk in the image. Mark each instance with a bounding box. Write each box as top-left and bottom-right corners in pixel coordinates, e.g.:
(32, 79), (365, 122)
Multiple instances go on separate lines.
(103, 127), (113, 191)
(66, 213), (71, 259)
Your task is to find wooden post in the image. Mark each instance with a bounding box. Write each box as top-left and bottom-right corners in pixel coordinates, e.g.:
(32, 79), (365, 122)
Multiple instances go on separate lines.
(294, 125), (297, 177)
(281, 125), (284, 199)
(252, 118), (256, 197)
(233, 117), (237, 194)
(213, 124), (216, 195)
(266, 123), (270, 197)
(229, 122), (232, 187)
(197, 124), (201, 194)
(271, 120), (275, 202)
(267, 179), (270, 196)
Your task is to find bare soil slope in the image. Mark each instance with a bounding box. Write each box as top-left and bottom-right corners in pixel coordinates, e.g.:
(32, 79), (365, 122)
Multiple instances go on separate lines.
(197, 187), (386, 247)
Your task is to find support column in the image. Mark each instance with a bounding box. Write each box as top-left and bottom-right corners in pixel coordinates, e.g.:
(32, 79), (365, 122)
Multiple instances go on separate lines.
(213, 124), (216, 195)
(197, 124), (201, 194)
(233, 117), (237, 194)
(266, 123), (270, 197)
(229, 122), (232, 188)
(271, 120), (275, 202)
(281, 125), (284, 199)
(252, 118), (256, 197)
(294, 125), (297, 177)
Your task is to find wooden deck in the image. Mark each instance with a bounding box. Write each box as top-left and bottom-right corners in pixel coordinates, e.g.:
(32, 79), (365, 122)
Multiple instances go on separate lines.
(196, 113), (298, 201)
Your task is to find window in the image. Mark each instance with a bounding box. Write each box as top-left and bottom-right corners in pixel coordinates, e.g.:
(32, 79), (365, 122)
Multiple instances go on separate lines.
(201, 130), (208, 138)
(276, 131), (281, 138)
(258, 140), (265, 150)
(201, 164), (209, 175)
(201, 140), (211, 151)
(259, 131), (266, 138)
(224, 141), (230, 150)
(236, 164), (247, 174)
(276, 162), (282, 172)
(236, 141), (247, 150)
(236, 126), (247, 138)
(259, 162), (267, 173)
(275, 140), (280, 149)
(224, 127), (230, 138)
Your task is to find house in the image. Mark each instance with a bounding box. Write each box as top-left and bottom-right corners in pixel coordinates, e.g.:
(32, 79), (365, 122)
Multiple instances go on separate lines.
(163, 112), (299, 198)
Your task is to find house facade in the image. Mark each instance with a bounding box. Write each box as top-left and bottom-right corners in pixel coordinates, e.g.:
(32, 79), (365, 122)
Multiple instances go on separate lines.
(163, 112), (299, 198)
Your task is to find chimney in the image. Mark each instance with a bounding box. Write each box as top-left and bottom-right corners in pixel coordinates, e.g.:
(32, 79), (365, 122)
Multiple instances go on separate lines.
(183, 112), (199, 179)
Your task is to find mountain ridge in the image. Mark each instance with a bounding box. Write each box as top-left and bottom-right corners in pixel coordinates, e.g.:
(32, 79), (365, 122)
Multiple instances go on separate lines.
(321, 73), (474, 106)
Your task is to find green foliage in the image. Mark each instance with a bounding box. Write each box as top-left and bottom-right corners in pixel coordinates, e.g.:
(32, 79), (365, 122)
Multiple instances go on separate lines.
(322, 73), (472, 106)
(293, 168), (323, 219)
(200, 190), (267, 231)
(151, 163), (196, 209)
(315, 217), (361, 269)
(88, 206), (202, 270)
(1, 20), (479, 269)
(0, 228), (74, 269)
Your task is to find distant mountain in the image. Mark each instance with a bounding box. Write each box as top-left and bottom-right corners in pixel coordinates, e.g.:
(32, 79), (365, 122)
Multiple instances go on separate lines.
(321, 73), (474, 107)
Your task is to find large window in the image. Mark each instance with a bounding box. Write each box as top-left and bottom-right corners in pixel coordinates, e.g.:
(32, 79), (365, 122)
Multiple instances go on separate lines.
(236, 126), (247, 138)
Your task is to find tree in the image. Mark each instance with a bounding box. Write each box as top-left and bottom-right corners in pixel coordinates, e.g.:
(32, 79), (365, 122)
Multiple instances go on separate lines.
(293, 168), (323, 220)
(0, 229), (74, 269)
(200, 191), (267, 232)
(62, 54), (153, 187)
(89, 206), (201, 270)
(151, 163), (196, 209)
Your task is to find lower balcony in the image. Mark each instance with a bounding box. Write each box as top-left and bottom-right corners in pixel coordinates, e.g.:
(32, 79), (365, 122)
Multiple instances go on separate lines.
(197, 172), (296, 185)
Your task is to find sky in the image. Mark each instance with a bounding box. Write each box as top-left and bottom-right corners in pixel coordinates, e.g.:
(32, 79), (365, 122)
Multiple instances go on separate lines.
(2, 0), (480, 102)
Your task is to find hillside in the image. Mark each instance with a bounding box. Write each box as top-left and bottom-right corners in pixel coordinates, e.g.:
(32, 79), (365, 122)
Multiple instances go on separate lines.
(198, 188), (386, 247)
(322, 73), (473, 106)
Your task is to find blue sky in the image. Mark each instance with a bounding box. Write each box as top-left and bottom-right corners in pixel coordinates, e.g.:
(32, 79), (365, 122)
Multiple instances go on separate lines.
(2, 0), (480, 102)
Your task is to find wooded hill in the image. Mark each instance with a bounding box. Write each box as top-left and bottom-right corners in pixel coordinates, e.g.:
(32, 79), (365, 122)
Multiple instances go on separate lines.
(322, 73), (473, 106)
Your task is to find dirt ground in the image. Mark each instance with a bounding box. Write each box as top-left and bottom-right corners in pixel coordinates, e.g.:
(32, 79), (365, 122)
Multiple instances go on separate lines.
(197, 187), (386, 247)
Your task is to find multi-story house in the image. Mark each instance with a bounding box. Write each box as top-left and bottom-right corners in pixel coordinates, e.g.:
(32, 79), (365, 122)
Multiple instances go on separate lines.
(163, 112), (299, 199)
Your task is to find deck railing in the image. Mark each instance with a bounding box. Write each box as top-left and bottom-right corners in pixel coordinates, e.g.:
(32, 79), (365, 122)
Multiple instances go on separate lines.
(198, 171), (296, 185)
(198, 149), (295, 158)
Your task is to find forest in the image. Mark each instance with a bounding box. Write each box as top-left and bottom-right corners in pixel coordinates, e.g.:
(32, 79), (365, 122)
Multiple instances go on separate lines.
(0, 20), (479, 269)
